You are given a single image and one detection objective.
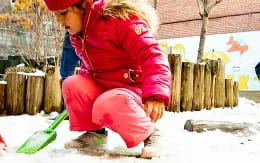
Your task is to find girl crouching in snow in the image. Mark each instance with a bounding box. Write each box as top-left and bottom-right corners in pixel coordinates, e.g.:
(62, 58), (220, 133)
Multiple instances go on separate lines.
(43, 0), (171, 158)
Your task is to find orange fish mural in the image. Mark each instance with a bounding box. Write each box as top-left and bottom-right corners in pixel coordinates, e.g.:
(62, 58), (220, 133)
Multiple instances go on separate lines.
(226, 36), (248, 55)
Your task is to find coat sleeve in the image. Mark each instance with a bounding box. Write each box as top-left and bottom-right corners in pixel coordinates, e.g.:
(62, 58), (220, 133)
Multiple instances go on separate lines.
(115, 17), (172, 105)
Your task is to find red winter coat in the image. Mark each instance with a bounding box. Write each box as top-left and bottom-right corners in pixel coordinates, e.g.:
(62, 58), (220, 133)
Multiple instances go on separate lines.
(70, 0), (171, 105)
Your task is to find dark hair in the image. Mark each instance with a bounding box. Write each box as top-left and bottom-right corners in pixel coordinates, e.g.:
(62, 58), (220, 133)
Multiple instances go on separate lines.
(73, 0), (85, 8)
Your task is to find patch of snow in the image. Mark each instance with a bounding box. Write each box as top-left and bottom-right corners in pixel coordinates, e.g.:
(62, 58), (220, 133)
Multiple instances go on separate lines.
(0, 98), (260, 163)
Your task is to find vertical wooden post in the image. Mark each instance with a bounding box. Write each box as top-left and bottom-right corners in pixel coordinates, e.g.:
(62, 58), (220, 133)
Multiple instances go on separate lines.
(0, 81), (7, 114)
(180, 62), (194, 112)
(211, 75), (216, 107)
(225, 79), (233, 107)
(26, 75), (45, 115)
(44, 66), (63, 114)
(214, 60), (225, 108)
(168, 54), (182, 112)
(211, 60), (218, 108)
(192, 63), (205, 111)
(204, 61), (212, 110)
(6, 73), (26, 115)
(233, 81), (239, 107)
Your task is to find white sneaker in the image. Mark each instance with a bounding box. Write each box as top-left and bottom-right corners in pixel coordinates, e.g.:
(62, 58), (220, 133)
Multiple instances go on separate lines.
(140, 129), (161, 159)
(64, 131), (108, 153)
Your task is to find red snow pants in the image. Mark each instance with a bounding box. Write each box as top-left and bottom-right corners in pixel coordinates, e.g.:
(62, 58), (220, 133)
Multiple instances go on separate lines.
(62, 75), (155, 148)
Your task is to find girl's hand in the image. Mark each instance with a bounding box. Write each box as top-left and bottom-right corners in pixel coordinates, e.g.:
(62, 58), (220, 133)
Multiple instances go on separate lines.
(144, 100), (165, 122)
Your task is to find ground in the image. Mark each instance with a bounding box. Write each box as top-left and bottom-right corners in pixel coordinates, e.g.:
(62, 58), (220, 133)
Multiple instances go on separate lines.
(0, 97), (260, 163)
(239, 90), (260, 103)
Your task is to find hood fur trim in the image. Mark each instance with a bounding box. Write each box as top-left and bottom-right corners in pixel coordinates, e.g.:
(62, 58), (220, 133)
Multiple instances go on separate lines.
(103, 0), (159, 34)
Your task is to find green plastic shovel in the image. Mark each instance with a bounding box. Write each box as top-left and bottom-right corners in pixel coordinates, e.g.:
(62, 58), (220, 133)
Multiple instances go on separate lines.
(16, 110), (68, 154)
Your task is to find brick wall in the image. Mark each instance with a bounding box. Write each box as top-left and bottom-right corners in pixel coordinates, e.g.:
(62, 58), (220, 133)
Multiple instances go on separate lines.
(152, 0), (260, 39)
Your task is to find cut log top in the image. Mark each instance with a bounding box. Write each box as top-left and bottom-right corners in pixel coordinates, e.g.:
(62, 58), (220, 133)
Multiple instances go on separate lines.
(184, 119), (260, 137)
(24, 70), (45, 77)
(4, 66), (35, 74)
(17, 71), (45, 77)
(0, 81), (7, 84)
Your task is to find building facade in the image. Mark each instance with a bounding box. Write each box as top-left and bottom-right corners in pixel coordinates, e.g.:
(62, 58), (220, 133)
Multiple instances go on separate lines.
(150, 0), (260, 91)
(151, 0), (260, 39)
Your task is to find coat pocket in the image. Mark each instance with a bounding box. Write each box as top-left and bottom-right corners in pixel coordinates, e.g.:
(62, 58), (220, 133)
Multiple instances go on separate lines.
(92, 68), (143, 84)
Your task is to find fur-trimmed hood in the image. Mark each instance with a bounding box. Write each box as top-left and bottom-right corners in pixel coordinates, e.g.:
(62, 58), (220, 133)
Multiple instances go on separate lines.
(102, 0), (159, 34)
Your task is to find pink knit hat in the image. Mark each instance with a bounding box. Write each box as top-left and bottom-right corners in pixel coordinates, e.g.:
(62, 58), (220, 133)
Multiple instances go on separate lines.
(43, 0), (82, 11)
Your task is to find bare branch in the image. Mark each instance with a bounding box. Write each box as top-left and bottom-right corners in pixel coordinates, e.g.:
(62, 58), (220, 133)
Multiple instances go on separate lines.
(197, 0), (204, 17)
(207, 0), (223, 13)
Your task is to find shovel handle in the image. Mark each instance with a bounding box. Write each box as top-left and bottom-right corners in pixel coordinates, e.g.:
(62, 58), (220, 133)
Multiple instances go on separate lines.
(48, 110), (68, 130)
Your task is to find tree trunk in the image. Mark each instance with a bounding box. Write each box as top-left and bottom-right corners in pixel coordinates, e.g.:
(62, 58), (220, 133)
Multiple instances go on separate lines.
(197, 15), (208, 63)
(0, 82), (6, 114)
(6, 73), (26, 115)
(196, 0), (222, 63)
(168, 54), (182, 112)
(26, 75), (44, 115)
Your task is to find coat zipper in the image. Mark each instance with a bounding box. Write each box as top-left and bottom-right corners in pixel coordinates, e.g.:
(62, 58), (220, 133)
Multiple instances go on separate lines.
(77, 7), (95, 72)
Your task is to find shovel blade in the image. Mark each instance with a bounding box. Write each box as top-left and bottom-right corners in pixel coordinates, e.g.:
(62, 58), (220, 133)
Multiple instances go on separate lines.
(16, 129), (57, 154)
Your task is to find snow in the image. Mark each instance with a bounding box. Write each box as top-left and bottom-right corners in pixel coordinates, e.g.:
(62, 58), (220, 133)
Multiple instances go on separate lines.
(17, 70), (45, 77)
(0, 97), (260, 163)
(0, 81), (7, 84)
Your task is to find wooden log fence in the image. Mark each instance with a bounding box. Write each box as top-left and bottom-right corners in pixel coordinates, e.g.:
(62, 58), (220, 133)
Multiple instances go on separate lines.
(0, 55), (240, 115)
(0, 66), (63, 115)
(167, 54), (239, 112)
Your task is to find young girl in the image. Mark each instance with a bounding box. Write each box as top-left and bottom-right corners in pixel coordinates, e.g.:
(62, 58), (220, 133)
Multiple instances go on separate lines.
(43, 0), (171, 158)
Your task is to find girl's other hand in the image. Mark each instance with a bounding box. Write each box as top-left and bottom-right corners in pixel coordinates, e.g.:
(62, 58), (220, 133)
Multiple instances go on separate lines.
(144, 100), (165, 122)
